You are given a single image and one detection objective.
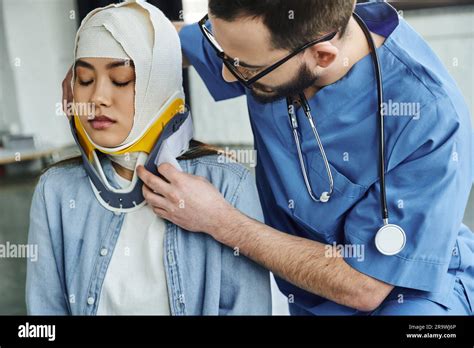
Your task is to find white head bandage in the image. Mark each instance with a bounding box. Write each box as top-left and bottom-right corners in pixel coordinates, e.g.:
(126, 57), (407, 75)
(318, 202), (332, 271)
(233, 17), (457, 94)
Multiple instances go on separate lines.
(76, 25), (130, 61)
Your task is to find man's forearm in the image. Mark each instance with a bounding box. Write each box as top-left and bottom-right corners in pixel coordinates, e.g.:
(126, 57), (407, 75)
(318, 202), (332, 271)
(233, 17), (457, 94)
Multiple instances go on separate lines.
(213, 208), (393, 311)
(136, 132), (393, 311)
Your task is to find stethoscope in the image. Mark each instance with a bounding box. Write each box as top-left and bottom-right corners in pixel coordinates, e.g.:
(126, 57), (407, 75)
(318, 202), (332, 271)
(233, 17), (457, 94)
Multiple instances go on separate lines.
(286, 12), (406, 256)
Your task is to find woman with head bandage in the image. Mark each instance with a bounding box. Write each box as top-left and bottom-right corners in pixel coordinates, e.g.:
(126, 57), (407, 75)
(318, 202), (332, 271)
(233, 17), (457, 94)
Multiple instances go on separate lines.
(72, 0), (190, 206)
(25, 1), (271, 315)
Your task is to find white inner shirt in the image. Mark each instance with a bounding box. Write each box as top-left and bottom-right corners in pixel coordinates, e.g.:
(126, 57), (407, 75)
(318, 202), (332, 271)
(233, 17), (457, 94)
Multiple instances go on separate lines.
(96, 168), (171, 315)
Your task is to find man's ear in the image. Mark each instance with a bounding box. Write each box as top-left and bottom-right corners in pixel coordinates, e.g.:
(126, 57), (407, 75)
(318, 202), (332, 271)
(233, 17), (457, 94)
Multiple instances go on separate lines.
(306, 43), (338, 68)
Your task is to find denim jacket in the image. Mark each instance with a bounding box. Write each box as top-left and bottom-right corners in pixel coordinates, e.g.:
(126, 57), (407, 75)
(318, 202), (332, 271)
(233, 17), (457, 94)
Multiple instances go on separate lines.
(26, 154), (272, 315)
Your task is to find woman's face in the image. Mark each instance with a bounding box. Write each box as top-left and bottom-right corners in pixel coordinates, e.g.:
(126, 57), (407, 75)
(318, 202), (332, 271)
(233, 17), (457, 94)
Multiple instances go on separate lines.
(73, 57), (135, 147)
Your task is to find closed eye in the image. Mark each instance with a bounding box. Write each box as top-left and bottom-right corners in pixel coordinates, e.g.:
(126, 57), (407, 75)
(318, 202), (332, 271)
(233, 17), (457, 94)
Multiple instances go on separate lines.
(112, 80), (132, 87)
(78, 79), (93, 86)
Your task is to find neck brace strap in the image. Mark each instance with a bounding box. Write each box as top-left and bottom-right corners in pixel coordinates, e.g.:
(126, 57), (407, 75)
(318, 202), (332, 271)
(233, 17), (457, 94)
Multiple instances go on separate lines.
(74, 98), (185, 161)
(70, 106), (190, 211)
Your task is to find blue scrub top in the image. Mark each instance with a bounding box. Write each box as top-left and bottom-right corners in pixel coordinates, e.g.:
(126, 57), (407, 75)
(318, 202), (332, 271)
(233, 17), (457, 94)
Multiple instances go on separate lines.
(180, 2), (474, 314)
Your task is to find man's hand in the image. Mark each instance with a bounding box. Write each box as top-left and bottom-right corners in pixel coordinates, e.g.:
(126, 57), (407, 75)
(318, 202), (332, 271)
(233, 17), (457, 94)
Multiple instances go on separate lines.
(62, 65), (73, 119)
(137, 163), (237, 235)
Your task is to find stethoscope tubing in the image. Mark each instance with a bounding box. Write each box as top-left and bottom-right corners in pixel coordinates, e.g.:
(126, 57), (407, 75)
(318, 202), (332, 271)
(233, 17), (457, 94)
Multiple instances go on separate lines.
(352, 12), (390, 223)
(285, 11), (407, 255)
(286, 12), (389, 222)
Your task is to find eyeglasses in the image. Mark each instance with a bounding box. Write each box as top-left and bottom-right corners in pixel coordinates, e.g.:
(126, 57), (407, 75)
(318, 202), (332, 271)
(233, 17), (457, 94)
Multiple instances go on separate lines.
(198, 14), (338, 88)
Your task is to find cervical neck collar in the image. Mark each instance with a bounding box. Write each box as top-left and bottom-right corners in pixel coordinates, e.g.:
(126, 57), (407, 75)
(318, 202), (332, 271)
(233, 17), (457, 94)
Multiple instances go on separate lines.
(70, 97), (193, 213)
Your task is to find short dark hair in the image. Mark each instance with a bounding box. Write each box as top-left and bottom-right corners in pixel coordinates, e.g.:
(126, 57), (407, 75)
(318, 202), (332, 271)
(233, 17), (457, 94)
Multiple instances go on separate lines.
(208, 0), (355, 50)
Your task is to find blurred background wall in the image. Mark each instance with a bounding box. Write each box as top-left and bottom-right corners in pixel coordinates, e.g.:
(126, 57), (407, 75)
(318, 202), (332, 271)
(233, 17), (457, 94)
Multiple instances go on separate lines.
(0, 0), (473, 315)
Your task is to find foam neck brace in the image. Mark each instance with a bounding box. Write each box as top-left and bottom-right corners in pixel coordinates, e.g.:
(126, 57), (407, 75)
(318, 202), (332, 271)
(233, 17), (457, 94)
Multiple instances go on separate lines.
(70, 106), (193, 213)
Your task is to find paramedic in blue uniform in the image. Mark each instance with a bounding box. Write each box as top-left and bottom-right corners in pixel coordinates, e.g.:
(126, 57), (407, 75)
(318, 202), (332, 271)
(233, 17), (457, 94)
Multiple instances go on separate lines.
(136, 0), (474, 315)
(138, 0), (474, 315)
(62, 0), (473, 315)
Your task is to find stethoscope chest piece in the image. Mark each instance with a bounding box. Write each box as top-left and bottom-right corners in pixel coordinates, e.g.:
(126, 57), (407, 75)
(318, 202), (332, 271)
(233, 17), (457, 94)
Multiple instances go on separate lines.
(375, 224), (406, 256)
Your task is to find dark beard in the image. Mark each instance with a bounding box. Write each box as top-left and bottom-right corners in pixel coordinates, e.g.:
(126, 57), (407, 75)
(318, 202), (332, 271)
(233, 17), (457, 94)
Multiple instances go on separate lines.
(250, 64), (318, 104)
